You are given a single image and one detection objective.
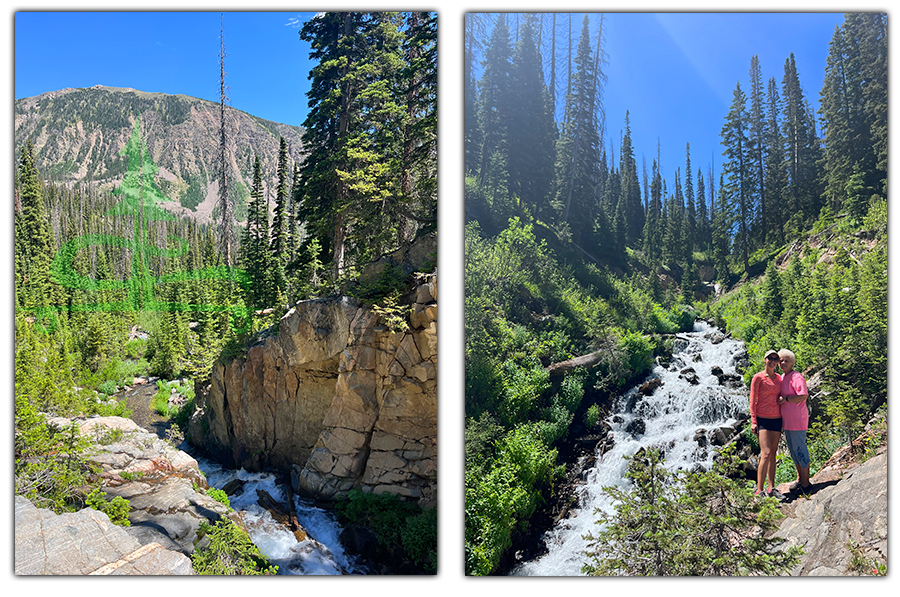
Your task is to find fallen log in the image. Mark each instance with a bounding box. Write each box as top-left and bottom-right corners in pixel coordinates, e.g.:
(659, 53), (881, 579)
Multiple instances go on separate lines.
(546, 350), (605, 379)
(256, 489), (307, 542)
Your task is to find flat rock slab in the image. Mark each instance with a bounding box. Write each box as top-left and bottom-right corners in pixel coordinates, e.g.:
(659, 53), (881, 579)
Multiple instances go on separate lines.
(774, 452), (887, 576)
(15, 496), (192, 575)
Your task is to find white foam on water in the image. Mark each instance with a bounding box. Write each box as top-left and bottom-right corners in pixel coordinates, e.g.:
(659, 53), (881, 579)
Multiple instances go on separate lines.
(197, 459), (358, 575)
(513, 321), (749, 576)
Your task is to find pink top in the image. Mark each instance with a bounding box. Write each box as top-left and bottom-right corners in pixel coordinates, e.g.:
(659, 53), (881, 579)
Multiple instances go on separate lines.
(780, 370), (809, 431)
(750, 371), (782, 425)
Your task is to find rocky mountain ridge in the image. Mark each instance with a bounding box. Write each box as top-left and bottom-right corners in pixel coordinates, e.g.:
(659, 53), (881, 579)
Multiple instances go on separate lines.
(14, 85), (305, 223)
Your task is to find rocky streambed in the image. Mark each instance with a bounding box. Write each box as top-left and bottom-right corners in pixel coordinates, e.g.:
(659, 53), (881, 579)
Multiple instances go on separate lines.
(15, 414), (362, 575)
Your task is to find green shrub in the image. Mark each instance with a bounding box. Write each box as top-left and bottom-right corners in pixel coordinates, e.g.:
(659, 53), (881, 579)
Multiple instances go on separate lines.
(98, 379), (118, 396)
(620, 331), (655, 380)
(14, 394), (95, 514)
(582, 446), (803, 576)
(191, 519), (278, 575)
(124, 338), (147, 360)
(207, 487), (231, 508)
(85, 488), (131, 526)
(465, 424), (561, 575)
(401, 507), (438, 573)
(585, 404), (601, 429)
(335, 488), (437, 574)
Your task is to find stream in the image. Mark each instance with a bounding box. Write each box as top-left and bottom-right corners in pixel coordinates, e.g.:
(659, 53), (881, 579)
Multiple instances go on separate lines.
(120, 382), (361, 575)
(512, 320), (749, 576)
(197, 458), (363, 575)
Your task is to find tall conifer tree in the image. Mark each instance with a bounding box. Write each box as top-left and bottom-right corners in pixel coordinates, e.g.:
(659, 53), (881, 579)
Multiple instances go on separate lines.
(721, 82), (753, 275)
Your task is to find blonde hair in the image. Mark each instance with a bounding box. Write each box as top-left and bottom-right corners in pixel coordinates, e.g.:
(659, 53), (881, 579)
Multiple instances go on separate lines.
(778, 349), (796, 365)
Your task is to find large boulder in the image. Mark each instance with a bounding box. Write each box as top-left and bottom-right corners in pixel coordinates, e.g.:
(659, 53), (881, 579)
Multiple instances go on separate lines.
(191, 274), (438, 508)
(43, 416), (237, 557)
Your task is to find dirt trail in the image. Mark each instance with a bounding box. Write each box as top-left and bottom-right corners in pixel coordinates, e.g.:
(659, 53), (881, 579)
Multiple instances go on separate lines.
(121, 383), (173, 440)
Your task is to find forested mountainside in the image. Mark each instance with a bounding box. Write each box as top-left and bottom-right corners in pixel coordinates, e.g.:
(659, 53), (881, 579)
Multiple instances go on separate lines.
(14, 85), (305, 223)
(464, 13), (886, 576)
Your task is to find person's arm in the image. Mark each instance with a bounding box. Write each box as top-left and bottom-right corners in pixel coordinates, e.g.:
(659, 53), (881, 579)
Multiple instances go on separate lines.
(749, 375), (760, 430)
(782, 374), (808, 403)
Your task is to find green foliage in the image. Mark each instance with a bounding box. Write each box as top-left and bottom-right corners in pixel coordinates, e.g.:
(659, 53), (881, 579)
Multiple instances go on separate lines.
(14, 395), (95, 514)
(582, 446), (803, 576)
(206, 487), (231, 509)
(465, 424), (561, 575)
(401, 507), (438, 573)
(151, 379), (195, 418)
(585, 404), (601, 429)
(710, 222), (886, 438)
(191, 519), (278, 575)
(352, 264), (410, 303)
(370, 291), (411, 334)
(464, 213), (699, 573)
(335, 489), (437, 573)
(85, 488), (131, 527)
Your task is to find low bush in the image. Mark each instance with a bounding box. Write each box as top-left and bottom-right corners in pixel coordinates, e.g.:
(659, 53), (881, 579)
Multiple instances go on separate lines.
(335, 489), (437, 574)
(191, 519), (278, 575)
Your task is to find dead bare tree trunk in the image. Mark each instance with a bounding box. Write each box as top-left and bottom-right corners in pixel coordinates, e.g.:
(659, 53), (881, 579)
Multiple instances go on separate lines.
(217, 13), (235, 266)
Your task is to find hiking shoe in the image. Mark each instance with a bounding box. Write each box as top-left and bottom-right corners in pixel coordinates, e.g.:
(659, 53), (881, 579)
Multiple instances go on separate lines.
(767, 488), (786, 501)
(798, 484), (813, 496)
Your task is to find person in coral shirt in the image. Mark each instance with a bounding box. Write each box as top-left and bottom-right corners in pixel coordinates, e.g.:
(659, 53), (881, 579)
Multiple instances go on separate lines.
(777, 348), (811, 494)
(749, 350), (783, 499)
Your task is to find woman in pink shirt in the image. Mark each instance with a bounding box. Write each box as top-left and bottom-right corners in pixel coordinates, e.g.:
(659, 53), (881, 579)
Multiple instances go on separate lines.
(777, 348), (811, 494)
(749, 350), (783, 498)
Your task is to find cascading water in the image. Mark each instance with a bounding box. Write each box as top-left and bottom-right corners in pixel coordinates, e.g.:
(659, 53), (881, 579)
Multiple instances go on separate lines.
(197, 458), (362, 575)
(513, 320), (749, 576)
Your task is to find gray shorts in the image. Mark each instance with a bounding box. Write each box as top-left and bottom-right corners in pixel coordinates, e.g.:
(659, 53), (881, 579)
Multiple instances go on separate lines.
(784, 429), (810, 468)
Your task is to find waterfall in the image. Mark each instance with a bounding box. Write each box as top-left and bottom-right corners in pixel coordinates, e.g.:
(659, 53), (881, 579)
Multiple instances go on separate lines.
(513, 321), (749, 576)
(197, 458), (362, 575)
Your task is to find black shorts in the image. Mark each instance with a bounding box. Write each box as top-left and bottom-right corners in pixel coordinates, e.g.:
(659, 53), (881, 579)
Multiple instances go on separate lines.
(757, 417), (783, 432)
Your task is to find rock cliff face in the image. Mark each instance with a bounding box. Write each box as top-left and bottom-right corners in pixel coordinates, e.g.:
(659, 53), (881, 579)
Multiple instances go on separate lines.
(189, 273), (437, 507)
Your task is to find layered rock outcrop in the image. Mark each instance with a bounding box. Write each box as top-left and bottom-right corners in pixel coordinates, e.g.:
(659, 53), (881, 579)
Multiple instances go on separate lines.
(189, 273), (437, 507)
(16, 415), (237, 575)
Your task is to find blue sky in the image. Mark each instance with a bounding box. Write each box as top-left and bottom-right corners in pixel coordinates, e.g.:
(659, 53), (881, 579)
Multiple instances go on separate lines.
(15, 11), (320, 127)
(473, 12), (845, 200)
(600, 12), (845, 191)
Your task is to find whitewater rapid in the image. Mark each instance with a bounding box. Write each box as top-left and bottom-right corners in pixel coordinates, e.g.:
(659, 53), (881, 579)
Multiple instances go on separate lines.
(513, 320), (749, 576)
(197, 458), (361, 575)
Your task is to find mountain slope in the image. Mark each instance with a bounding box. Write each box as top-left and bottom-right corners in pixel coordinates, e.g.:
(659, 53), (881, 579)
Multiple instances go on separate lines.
(14, 85), (305, 224)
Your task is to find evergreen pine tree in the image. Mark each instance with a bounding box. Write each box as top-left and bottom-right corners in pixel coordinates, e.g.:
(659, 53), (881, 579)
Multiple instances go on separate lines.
(552, 15), (603, 250)
(764, 77), (787, 243)
(241, 156), (272, 309)
(781, 53), (823, 224)
(15, 141), (59, 311)
(620, 112), (644, 245)
(748, 55), (768, 243)
(477, 12), (513, 194)
(721, 82), (753, 276)
(508, 14), (556, 218)
(270, 137), (289, 304)
(684, 143), (696, 255)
